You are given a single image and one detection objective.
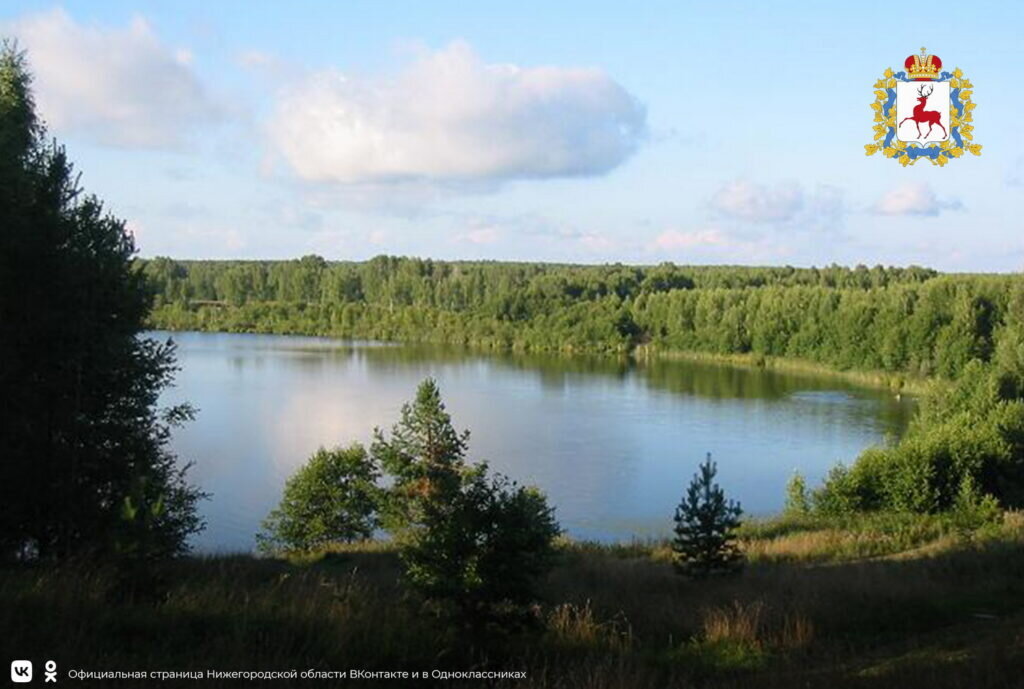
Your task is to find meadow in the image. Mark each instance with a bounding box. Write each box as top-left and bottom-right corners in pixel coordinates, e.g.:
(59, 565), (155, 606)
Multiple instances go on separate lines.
(5, 512), (1023, 688)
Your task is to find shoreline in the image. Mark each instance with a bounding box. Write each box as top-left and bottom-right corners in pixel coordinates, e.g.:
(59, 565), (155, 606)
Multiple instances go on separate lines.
(150, 324), (931, 397)
(634, 346), (931, 396)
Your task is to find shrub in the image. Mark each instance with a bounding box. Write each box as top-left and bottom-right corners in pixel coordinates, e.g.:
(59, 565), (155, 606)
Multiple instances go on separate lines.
(950, 474), (1002, 536)
(784, 472), (810, 516)
(809, 337), (1024, 518)
(672, 453), (743, 578)
(258, 445), (380, 552)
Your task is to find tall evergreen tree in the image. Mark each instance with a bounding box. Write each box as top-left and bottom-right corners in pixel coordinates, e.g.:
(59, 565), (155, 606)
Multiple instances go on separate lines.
(372, 379), (559, 623)
(672, 453), (743, 578)
(0, 44), (203, 561)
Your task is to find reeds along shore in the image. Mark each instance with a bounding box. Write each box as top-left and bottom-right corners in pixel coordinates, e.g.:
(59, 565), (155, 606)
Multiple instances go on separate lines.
(5, 511), (1024, 688)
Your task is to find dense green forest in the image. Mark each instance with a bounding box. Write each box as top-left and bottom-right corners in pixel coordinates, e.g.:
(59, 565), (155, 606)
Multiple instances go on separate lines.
(144, 256), (1018, 382)
(143, 256), (1024, 516)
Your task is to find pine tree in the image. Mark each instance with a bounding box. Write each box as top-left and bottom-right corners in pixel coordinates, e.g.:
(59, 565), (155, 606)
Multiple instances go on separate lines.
(0, 44), (203, 562)
(672, 453), (743, 578)
(372, 379), (559, 623)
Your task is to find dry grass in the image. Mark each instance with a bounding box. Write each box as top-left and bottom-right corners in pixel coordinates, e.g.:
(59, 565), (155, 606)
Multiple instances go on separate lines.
(546, 601), (633, 653)
(700, 600), (815, 651)
(3, 514), (1024, 688)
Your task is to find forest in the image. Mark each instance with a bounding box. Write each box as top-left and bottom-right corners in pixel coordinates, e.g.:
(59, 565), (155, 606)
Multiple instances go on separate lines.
(144, 256), (1024, 518)
(144, 255), (1004, 379)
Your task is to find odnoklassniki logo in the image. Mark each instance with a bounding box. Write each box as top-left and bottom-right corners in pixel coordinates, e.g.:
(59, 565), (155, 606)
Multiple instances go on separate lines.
(865, 48), (981, 167)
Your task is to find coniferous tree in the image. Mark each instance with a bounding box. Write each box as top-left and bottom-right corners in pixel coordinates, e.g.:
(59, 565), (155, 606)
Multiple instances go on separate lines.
(672, 453), (743, 578)
(0, 44), (203, 561)
(372, 379), (559, 624)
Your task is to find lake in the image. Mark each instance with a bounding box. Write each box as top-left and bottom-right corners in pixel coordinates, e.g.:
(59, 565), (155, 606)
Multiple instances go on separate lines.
(154, 331), (915, 552)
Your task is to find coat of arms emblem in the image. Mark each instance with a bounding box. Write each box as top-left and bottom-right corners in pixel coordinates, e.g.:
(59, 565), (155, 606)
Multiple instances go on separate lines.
(865, 48), (981, 166)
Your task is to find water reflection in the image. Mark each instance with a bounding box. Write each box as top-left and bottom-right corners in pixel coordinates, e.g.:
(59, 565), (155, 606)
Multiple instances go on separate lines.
(154, 332), (915, 552)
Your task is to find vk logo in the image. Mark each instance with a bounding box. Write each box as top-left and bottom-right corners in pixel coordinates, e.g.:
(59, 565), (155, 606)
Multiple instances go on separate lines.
(11, 659), (33, 683)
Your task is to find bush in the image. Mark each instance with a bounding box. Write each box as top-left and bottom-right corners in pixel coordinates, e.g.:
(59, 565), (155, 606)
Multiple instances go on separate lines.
(258, 445), (380, 552)
(783, 472), (810, 516)
(373, 379), (560, 623)
(812, 350), (1024, 517)
(950, 474), (1002, 536)
(672, 453), (743, 578)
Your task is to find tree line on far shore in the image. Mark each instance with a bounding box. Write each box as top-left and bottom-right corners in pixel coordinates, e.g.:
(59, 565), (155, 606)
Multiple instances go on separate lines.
(144, 255), (1012, 382)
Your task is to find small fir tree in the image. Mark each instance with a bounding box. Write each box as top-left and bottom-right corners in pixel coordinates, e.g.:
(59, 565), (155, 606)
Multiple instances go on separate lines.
(672, 453), (743, 578)
(372, 379), (559, 625)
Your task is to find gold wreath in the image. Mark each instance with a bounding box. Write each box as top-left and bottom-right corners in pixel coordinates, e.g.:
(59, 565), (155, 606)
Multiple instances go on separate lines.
(864, 67), (981, 167)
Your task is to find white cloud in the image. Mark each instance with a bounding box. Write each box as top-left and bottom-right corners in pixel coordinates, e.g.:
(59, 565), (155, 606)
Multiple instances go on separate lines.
(455, 224), (500, 245)
(266, 41), (646, 185)
(653, 227), (732, 250)
(649, 226), (793, 262)
(709, 180), (804, 223)
(577, 232), (615, 251)
(873, 182), (962, 216)
(131, 219), (246, 257)
(705, 180), (846, 236)
(7, 9), (221, 147)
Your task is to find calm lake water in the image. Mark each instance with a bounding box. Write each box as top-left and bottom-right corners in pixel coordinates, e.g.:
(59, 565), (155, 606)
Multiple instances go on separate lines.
(154, 331), (915, 552)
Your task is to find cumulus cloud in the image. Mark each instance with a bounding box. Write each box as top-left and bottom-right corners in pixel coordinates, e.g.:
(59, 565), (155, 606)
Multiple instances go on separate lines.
(266, 41), (646, 184)
(653, 227), (732, 250)
(705, 180), (846, 235)
(873, 182), (962, 216)
(455, 224), (500, 245)
(709, 180), (804, 223)
(6, 8), (221, 147)
(649, 226), (791, 262)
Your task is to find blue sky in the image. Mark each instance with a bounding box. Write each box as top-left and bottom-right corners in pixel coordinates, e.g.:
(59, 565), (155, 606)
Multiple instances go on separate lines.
(2, 1), (1023, 270)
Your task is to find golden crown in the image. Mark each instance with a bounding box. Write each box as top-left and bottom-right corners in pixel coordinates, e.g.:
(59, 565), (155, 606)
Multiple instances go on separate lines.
(904, 47), (942, 81)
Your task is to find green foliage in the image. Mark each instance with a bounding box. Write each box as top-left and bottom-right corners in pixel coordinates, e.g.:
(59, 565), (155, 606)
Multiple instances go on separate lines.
(672, 454), (744, 578)
(784, 472), (810, 516)
(142, 256), (991, 370)
(372, 380), (560, 622)
(814, 338), (1024, 515)
(950, 474), (1002, 536)
(0, 44), (203, 561)
(258, 445), (380, 552)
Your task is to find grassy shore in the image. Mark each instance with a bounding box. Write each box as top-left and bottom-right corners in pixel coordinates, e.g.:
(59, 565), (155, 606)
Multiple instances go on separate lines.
(633, 345), (931, 395)
(5, 512), (1023, 688)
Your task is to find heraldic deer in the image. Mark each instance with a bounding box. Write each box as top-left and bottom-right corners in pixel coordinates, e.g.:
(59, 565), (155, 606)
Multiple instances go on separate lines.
(898, 84), (947, 139)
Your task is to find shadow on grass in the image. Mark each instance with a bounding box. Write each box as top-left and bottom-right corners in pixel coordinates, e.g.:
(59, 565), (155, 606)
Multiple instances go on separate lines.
(2, 531), (1023, 687)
